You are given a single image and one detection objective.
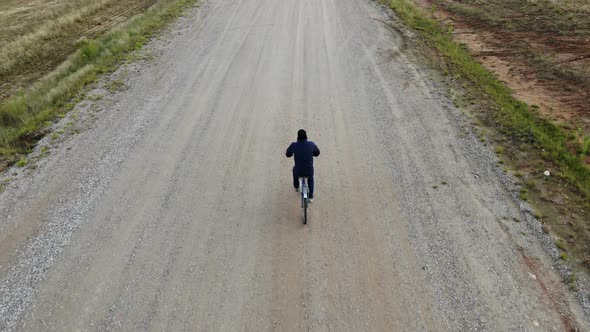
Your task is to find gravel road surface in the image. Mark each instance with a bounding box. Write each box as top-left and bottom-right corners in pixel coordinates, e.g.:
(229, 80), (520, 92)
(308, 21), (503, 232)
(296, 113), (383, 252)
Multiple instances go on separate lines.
(1, 0), (589, 330)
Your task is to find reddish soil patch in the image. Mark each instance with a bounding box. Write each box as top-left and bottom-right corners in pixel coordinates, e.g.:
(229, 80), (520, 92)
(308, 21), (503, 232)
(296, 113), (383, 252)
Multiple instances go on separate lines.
(520, 251), (578, 332)
(414, 0), (590, 134)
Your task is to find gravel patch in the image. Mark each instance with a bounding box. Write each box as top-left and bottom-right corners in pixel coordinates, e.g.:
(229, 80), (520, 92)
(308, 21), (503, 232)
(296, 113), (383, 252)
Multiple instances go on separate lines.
(0, 6), (201, 331)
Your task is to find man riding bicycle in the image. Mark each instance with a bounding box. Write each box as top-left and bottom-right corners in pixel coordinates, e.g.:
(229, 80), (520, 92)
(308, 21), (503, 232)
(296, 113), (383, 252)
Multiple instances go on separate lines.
(286, 129), (320, 202)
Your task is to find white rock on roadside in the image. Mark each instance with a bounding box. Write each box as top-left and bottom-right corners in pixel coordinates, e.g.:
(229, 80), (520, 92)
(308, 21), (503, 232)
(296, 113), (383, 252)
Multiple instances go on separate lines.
(543, 170), (550, 177)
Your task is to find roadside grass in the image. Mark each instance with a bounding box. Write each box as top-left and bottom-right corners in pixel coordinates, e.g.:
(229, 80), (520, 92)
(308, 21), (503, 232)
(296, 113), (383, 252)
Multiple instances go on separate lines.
(381, 0), (590, 199)
(567, 273), (577, 290)
(0, 0), (198, 166)
(15, 157), (27, 168)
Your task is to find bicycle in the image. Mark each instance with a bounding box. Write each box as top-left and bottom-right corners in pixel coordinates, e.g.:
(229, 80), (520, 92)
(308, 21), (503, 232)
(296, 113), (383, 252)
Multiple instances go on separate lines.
(298, 177), (309, 224)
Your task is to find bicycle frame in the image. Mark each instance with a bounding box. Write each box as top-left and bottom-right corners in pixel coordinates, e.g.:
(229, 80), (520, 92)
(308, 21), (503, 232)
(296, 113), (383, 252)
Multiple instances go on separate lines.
(298, 177), (308, 203)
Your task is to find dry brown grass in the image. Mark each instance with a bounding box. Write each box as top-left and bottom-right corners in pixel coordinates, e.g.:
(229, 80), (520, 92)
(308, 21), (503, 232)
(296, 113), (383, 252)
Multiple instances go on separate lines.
(0, 0), (198, 162)
(0, 0), (90, 41)
(1, 0), (112, 71)
(0, 0), (158, 99)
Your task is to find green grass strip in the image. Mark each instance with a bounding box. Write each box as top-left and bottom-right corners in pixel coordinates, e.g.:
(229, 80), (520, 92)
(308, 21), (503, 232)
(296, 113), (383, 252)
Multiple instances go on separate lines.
(383, 0), (590, 198)
(0, 0), (198, 158)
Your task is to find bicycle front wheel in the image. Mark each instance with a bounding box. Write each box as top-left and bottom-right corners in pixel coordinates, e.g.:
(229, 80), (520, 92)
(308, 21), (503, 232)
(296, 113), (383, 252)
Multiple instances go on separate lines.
(303, 197), (308, 224)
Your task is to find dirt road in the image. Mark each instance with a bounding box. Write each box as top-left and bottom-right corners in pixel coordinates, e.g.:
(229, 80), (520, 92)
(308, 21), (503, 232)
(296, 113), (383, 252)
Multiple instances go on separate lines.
(1, 0), (588, 330)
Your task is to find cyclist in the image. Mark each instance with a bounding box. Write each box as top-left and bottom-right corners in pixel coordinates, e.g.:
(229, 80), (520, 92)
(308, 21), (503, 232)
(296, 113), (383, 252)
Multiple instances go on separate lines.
(286, 129), (320, 202)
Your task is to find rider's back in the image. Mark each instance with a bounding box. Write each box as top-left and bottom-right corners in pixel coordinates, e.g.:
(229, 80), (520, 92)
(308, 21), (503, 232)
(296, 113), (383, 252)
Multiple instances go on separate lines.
(286, 140), (320, 176)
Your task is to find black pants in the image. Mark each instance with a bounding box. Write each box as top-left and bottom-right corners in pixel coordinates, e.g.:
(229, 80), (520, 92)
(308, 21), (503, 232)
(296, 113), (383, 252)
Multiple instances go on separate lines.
(293, 167), (314, 198)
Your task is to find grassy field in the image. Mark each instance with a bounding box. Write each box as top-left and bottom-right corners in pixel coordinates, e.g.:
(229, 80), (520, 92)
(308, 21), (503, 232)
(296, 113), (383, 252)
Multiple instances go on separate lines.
(0, 0), (161, 99)
(0, 0), (198, 164)
(381, 0), (590, 278)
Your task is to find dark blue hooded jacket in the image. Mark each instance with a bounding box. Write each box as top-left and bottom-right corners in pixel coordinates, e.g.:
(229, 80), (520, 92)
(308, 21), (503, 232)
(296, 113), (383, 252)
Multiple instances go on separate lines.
(286, 140), (320, 176)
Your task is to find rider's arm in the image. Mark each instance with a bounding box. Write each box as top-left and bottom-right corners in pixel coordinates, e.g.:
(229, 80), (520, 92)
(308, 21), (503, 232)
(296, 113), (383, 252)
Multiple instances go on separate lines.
(286, 143), (294, 158)
(313, 144), (320, 157)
